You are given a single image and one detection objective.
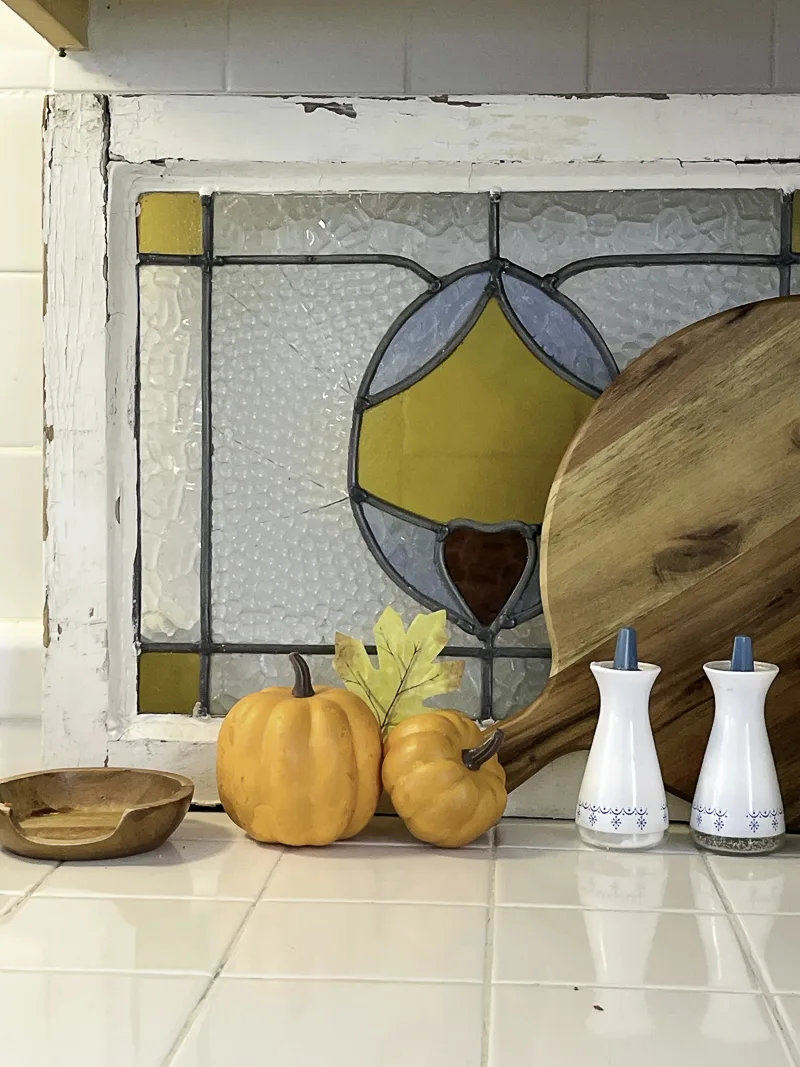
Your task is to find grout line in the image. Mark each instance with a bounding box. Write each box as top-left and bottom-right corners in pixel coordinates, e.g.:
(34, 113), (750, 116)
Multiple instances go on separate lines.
(0, 861), (62, 922)
(480, 828), (497, 1067)
(159, 849), (288, 1067)
(702, 851), (800, 1065)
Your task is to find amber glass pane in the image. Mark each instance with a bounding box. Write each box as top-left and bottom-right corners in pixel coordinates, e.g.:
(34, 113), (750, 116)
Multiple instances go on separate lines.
(358, 299), (593, 525)
(443, 527), (528, 625)
(138, 193), (203, 255)
(139, 652), (200, 714)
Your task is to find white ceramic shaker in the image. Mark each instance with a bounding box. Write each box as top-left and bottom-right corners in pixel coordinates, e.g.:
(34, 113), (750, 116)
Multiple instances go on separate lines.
(576, 627), (668, 850)
(690, 635), (784, 855)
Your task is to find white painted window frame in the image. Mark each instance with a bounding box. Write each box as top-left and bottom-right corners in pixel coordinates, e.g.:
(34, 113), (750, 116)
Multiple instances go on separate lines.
(43, 92), (800, 803)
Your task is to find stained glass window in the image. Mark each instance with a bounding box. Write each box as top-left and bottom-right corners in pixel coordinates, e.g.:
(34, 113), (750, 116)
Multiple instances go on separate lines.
(135, 189), (791, 721)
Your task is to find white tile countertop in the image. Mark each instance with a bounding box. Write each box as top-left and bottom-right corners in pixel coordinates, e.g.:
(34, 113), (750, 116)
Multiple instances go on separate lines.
(1, 815), (800, 1066)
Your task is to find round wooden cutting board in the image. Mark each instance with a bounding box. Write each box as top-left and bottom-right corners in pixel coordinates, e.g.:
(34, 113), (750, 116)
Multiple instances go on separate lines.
(498, 297), (800, 828)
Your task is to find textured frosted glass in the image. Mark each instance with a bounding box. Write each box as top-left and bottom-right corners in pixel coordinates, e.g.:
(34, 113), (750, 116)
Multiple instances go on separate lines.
(561, 265), (780, 367)
(212, 264), (434, 643)
(215, 193), (490, 276)
(368, 272), (490, 396)
(502, 275), (613, 390)
(426, 656), (482, 720)
(211, 652), (480, 718)
(139, 266), (202, 641)
(360, 503), (464, 618)
(496, 614), (549, 648)
(493, 657), (550, 720)
(211, 654), (341, 715)
(500, 190), (780, 275)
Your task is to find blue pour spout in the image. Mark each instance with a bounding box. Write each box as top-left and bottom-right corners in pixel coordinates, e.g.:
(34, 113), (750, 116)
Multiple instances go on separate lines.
(612, 627), (638, 670)
(730, 634), (755, 672)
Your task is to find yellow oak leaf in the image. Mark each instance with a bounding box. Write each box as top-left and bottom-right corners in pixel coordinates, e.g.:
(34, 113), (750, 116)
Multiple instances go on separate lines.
(334, 607), (464, 735)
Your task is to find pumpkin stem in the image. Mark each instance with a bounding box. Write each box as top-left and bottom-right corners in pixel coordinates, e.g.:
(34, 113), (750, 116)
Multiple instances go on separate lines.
(289, 653), (315, 698)
(462, 728), (504, 771)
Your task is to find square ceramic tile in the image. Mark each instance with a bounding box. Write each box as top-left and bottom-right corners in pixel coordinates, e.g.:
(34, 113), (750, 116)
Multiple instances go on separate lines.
(0, 849), (54, 894)
(228, 0), (406, 93)
(0, 896), (248, 974)
(172, 812), (248, 842)
(0, 273), (44, 447)
(497, 849), (723, 912)
(493, 908), (755, 990)
(338, 814), (492, 848)
(0, 93), (45, 272)
(37, 839), (282, 901)
(490, 985), (791, 1067)
(0, 4), (52, 90)
(0, 719), (42, 777)
(263, 845), (491, 905)
(0, 971), (207, 1067)
(0, 450), (44, 617)
(588, 0), (773, 93)
(225, 901), (487, 981)
(408, 0), (588, 94)
(709, 855), (800, 914)
(774, 0), (800, 91)
(497, 818), (694, 853)
(739, 915), (800, 992)
(54, 0), (226, 91)
(172, 977), (483, 1067)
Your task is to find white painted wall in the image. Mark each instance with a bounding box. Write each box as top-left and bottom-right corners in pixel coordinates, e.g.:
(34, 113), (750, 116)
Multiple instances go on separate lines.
(0, 0), (798, 776)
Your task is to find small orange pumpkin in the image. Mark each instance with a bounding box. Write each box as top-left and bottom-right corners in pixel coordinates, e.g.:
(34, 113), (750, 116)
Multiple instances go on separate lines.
(382, 710), (506, 847)
(217, 654), (382, 846)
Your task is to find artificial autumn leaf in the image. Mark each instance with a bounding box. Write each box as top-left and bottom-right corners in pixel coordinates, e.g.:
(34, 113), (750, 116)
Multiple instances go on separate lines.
(333, 606), (464, 736)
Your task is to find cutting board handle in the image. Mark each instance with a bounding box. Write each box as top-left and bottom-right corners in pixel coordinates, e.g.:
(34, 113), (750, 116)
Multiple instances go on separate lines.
(498, 664), (598, 792)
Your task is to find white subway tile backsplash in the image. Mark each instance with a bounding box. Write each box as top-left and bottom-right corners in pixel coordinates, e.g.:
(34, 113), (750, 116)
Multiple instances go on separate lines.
(408, 0), (589, 95)
(774, 0), (800, 90)
(227, 0), (406, 94)
(0, 274), (43, 449)
(0, 450), (42, 618)
(0, 620), (42, 720)
(589, 0), (774, 93)
(0, 4), (52, 90)
(0, 92), (44, 273)
(53, 0), (227, 92)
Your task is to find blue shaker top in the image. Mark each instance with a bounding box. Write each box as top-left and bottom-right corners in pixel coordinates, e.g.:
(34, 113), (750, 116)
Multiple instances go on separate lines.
(612, 627), (638, 670)
(730, 634), (755, 672)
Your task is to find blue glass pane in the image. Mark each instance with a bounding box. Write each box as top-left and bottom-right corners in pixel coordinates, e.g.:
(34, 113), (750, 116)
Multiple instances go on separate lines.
(361, 502), (467, 619)
(502, 275), (613, 392)
(367, 272), (490, 397)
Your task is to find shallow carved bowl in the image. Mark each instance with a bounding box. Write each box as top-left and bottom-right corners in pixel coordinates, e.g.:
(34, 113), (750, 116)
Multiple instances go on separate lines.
(0, 767), (194, 861)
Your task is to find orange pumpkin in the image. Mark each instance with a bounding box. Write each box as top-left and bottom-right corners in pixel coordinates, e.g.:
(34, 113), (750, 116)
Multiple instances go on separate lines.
(382, 710), (506, 847)
(217, 654), (382, 846)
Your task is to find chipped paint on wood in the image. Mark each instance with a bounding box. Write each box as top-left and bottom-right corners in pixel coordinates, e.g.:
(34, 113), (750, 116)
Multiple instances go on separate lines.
(110, 95), (800, 178)
(43, 94), (110, 768)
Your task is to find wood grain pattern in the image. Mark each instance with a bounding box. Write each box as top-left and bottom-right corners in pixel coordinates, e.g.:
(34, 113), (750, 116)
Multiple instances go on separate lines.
(0, 768), (193, 860)
(499, 298), (800, 827)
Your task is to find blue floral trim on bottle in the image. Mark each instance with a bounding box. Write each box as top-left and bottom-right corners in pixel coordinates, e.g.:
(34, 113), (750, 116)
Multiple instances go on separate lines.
(692, 804), (727, 832)
(747, 808), (783, 833)
(661, 802), (669, 827)
(576, 802), (647, 830)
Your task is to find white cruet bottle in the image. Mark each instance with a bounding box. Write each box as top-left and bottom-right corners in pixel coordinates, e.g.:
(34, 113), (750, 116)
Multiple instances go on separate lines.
(576, 627), (668, 851)
(690, 635), (784, 856)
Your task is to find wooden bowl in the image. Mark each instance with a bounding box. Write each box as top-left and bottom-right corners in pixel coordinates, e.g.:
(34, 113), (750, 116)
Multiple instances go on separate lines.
(0, 767), (194, 861)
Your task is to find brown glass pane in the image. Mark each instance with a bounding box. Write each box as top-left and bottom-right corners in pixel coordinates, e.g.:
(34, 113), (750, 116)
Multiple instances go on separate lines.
(139, 652), (200, 714)
(443, 528), (528, 626)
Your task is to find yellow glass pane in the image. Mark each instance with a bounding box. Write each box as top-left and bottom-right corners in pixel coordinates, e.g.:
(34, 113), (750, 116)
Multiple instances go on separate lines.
(793, 192), (800, 254)
(139, 652), (200, 714)
(138, 193), (203, 255)
(358, 299), (593, 525)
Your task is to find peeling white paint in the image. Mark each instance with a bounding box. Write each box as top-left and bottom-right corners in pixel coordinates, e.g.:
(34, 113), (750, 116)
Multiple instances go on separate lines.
(43, 94), (110, 770)
(111, 94), (800, 181)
